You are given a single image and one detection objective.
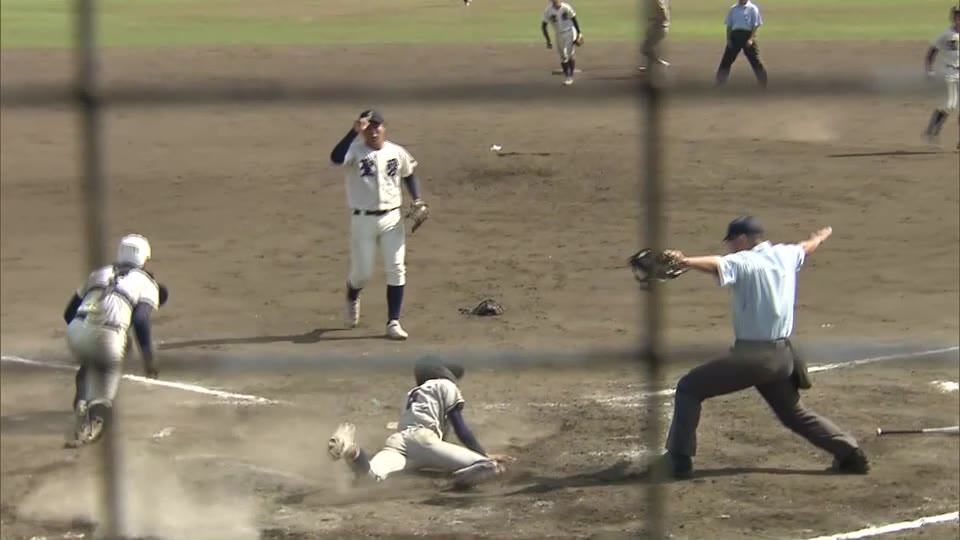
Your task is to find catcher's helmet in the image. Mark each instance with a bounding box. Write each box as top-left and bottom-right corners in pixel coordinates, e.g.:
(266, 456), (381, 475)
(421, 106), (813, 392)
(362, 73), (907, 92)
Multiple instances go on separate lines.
(117, 234), (151, 268)
(414, 356), (464, 386)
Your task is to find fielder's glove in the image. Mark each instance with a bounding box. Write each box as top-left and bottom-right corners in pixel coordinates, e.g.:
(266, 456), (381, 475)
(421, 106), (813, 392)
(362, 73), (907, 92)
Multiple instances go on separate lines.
(406, 199), (429, 233)
(158, 284), (169, 307)
(627, 249), (688, 289)
(574, 34), (584, 47)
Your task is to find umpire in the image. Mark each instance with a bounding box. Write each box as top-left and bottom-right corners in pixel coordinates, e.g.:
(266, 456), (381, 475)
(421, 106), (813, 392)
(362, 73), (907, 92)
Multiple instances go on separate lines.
(653, 216), (869, 479)
(716, 0), (768, 87)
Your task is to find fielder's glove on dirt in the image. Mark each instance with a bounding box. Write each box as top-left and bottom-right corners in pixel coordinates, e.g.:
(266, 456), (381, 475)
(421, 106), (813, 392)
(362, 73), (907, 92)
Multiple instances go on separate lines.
(628, 249), (688, 288)
(407, 199), (429, 233)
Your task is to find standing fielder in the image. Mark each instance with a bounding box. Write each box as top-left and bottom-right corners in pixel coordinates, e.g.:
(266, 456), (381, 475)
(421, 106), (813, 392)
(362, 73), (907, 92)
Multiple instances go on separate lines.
(651, 217), (869, 479)
(62, 234), (166, 448)
(542, 0), (584, 86)
(923, 6), (959, 149)
(715, 0), (768, 88)
(327, 359), (510, 489)
(330, 110), (428, 341)
(638, 0), (671, 73)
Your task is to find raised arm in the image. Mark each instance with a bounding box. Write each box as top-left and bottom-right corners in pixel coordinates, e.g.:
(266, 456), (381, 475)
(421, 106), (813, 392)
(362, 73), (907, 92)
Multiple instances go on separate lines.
(798, 226), (833, 256)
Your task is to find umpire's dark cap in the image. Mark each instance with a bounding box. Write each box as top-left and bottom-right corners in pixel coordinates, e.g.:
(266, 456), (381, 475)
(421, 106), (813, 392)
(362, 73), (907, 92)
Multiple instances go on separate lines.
(723, 216), (764, 241)
(360, 109), (384, 124)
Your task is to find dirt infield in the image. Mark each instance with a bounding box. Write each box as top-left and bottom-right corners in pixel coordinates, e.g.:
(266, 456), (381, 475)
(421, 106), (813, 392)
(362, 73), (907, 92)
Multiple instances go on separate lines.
(1, 42), (959, 539)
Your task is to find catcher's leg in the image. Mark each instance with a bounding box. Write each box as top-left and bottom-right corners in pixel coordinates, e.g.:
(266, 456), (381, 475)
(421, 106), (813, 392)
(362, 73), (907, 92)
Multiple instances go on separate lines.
(379, 209), (407, 337)
(83, 330), (126, 445)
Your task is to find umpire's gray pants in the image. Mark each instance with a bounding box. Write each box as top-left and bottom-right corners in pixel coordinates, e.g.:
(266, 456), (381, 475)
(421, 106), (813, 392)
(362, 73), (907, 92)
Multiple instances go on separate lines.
(665, 340), (859, 458)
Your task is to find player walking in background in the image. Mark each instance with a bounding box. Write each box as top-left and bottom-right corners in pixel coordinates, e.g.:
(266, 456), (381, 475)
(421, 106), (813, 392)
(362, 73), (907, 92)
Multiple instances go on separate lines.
(330, 110), (428, 341)
(650, 217), (869, 479)
(638, 0), (671, 73)
(542, 0), (584, 86)
(63, 234), (165, 448)
(715, 0), (768, 88)
(327, 358), (511, 489)
(923, 6), (959, 149)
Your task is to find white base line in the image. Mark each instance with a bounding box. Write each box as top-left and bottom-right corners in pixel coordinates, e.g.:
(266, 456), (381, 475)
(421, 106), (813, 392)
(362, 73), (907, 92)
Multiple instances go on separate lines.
(803, 511), (958, 540)
(1, 345), (957, 406)
(0, 354), (277, 404)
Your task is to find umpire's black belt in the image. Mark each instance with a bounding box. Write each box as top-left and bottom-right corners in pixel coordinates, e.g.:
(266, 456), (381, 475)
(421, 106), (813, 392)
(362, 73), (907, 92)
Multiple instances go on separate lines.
(352, 207), (399, 216)
(75, 313), (125, 331)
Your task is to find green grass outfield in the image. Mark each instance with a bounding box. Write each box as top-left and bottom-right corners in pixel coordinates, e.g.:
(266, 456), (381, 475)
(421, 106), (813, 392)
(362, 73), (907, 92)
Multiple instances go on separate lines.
(0, 0), (951, 49)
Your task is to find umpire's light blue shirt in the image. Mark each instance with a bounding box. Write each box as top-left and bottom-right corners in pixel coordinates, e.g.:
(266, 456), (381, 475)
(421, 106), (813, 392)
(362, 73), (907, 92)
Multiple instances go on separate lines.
(717, 241), (805, 341)
(725, 1), (762, 31)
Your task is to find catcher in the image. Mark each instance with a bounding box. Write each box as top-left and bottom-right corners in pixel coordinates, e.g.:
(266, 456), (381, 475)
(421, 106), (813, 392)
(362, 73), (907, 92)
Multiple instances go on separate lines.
(637, 217), (868, 479)
(541, 0), (584, 86)
(330, 109), (429, 340)
(327, 358), (512, 489)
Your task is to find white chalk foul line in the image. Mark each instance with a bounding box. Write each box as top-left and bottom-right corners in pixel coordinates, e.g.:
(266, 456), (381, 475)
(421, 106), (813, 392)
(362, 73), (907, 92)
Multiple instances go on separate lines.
(803, 511), (959, 540)
(0, 354), (278, 405)
(807, 346), (960, 373)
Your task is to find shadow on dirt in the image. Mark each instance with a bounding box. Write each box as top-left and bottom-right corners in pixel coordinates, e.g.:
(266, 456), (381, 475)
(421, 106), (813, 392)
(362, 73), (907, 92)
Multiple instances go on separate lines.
(158, 327), (378, 350)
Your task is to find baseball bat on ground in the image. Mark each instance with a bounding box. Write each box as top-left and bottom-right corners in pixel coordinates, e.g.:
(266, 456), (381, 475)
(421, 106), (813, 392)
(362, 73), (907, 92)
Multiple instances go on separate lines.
(875, 425), (959, 436)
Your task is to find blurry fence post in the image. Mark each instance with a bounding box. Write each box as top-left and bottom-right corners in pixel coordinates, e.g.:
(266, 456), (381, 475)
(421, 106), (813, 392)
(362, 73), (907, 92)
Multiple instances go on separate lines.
(640, 0), (667, 538)
(74, 0), (127, 537)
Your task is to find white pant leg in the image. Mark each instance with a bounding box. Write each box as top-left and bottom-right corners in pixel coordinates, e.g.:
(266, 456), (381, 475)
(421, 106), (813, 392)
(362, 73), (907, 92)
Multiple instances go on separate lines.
(348, 213), (379, 289)
(377, 209), (406, 287)
(66, 320), (127, 406)
(557, 30), (577, 63)
(945, 77), (959, 112)
(368, 432), (411, 481)
(404, 427), (493, 472)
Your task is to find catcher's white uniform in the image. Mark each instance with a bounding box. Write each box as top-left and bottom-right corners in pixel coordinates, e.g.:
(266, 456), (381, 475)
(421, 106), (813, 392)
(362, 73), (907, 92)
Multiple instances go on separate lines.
(67, 245), (159, 408)
(543, 1), (579, 63)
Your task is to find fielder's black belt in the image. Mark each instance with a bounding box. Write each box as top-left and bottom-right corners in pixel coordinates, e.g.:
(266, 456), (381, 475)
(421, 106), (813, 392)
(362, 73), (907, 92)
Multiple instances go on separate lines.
(352, 207), (399, 216)
(75, 313), (125, 331)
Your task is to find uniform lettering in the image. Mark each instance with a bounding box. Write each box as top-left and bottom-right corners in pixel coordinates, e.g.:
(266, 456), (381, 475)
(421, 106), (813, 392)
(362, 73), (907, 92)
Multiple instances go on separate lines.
(386, 158), (399, 178)
(359, 158), (376, 177)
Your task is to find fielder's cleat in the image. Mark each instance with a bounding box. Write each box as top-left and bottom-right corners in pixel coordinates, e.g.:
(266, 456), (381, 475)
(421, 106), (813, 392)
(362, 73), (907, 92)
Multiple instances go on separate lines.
(86, 416), (105, 445)
(345, 297), (360, 328)
(451, 460), (504, 489)
(832, 448), (870, 475)
(562, 77), (574, 86)
(657, 58), (671, 67)
(64, 402), (91, 448)
(328, 422), (357, 461)
(386, 320), (409, 340)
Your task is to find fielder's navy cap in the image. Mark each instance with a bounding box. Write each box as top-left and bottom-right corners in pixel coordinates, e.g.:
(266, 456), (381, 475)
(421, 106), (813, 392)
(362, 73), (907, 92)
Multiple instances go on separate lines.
(360, 109), (384, 124)
(723, 216), (764, 241)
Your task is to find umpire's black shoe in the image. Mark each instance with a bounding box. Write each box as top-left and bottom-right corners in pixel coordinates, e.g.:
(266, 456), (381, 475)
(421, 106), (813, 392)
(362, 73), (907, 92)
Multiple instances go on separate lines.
(832, 448), (870, 475)
(650, 452), (694, 480)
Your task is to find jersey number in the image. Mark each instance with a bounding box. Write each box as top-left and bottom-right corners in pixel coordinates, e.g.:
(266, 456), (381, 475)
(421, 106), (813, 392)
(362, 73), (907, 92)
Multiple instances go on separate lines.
(359, 158), (376, 177)
(386, 158), (399, 178)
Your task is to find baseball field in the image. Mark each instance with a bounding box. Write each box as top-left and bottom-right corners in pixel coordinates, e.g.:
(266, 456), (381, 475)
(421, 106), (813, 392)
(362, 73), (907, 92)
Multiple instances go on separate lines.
(1, 0), (958, 539)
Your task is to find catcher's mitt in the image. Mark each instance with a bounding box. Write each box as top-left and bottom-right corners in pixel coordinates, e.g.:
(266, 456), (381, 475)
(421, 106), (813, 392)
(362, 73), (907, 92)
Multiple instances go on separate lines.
(406, 199), (429, 233)
(459, 298), (504, 316)
(574, 34), (584, 46)
(628, 249), (688, 288)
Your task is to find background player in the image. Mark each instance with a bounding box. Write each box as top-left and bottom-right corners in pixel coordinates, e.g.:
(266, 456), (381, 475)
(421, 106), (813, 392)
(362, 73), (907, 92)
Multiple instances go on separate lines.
(330, 110), (428, 340)
(541, 0), (584, 86)
(327, 359), (511, 489)
(638, 0), (671, 73)
(62, 234), (164, 448)
(923, 6), (960, 149)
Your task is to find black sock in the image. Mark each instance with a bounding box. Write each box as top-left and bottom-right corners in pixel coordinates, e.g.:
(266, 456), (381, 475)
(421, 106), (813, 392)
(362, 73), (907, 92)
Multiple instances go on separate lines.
(569, 59), (576, 74)
(927, 110), (948, 136)
(73, 366), (87, 410)
(386, 285), (404, 321)
(346, 282), (361, 302)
